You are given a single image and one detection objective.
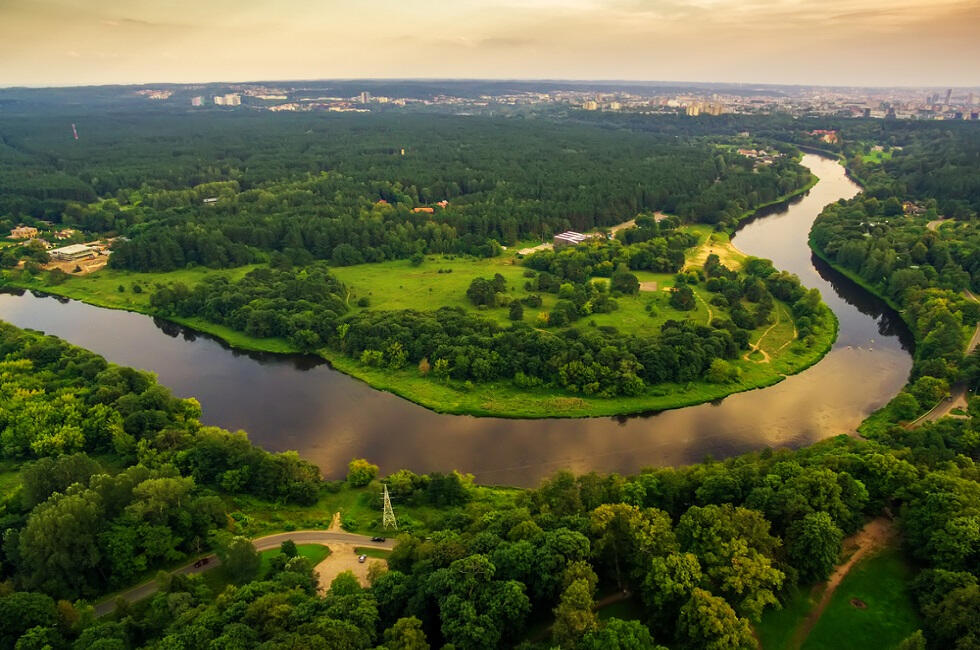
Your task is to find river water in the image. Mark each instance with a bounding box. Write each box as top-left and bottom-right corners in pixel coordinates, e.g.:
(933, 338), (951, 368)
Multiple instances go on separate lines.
(0, 154), (913, 486)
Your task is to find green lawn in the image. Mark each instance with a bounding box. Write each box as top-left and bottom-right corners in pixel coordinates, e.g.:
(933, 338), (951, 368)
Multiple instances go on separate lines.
(755, 584), (821, 650)
(861, 150), (893, 164)
(204, 543), (332, 596)
(755, 548), (919, 650)
(802, 548), (920, 650)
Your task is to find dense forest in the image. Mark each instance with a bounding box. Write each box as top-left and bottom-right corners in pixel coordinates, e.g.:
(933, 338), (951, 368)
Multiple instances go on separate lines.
(0, 113), (811, 270)
(0, 321), (977, 649)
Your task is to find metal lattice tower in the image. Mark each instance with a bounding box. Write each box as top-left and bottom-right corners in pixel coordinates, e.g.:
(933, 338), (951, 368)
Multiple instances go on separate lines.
(382, 484), (398, 530)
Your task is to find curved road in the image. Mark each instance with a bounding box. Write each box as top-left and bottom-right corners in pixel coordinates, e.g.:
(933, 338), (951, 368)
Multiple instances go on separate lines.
(93, 530), (395, 616)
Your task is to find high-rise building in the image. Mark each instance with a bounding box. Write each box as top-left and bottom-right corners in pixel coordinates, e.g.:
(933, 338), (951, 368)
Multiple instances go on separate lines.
(583, 100), (598, 110)
(191, 96), (203, 107)
(944, 88), (952, 105)
(359, 91), (371, 103)
(224, 93), (242, 106)
(686, 103), (701, 116)
(213, 96), (225, 106)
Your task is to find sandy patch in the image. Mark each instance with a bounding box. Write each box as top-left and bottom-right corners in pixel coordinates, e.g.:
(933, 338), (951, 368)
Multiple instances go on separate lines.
(314, 543), (387, 590)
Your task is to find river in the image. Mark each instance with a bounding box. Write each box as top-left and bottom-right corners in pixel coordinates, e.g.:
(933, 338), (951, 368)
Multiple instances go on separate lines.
(0, 154), (913, 487)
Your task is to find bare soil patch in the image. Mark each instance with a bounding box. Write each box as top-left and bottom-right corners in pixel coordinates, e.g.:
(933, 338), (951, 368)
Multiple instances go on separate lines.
(314, 542), (387, 590)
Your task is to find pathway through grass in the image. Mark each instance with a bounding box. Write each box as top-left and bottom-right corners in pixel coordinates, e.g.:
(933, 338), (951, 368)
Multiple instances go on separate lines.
(788, 517), (896, 648)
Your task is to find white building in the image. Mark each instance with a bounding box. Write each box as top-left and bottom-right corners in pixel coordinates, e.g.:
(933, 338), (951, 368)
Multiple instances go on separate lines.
(49, 244), (97, 261)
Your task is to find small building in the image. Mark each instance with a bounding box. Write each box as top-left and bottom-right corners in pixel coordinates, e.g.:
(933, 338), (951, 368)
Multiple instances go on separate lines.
(553, 231), (591, 249)
(412, 207), (434, 214)
(49, 243), (97, 261)
(53, 228), (78, 240)
(203, 197), (219, 205)
(9, 226), (38, 239)
(436, 200), (449, 208)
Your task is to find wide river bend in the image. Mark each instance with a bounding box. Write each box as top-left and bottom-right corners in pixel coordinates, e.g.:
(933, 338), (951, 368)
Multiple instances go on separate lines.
(0, 154), (913, 486)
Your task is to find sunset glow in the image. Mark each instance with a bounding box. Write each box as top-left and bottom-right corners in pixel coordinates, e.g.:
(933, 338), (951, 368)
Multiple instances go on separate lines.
(1, 0), (978, 86)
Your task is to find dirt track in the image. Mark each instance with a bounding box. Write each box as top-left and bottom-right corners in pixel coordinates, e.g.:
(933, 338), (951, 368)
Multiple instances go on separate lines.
(787, 517), (896, 649)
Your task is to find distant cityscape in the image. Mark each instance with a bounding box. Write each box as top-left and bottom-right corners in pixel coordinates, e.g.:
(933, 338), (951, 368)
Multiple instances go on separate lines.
(128, 82), (980, 121)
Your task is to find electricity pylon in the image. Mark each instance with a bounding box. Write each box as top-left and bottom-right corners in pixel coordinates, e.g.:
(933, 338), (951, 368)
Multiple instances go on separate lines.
(382, 484), (397, 530)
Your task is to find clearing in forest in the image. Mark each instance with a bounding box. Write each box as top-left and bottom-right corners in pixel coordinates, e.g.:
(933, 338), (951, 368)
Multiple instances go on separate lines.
(755, 518), (920, 650)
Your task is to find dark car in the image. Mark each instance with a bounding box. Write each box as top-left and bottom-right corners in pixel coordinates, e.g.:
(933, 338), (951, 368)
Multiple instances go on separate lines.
(370, 536), (386, 542)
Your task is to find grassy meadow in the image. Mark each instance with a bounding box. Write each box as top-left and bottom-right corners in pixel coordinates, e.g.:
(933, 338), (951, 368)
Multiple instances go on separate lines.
(754, 547), (920, 650)
(801, 548), (920, 650)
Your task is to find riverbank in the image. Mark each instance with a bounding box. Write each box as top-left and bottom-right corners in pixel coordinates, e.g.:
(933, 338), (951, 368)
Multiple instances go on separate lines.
(728, 171), (820, 233)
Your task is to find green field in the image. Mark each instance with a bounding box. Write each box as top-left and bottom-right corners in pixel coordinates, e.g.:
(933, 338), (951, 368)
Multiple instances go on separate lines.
(755, 548), (920, 650)
(203, 543), (332, 595)
(755, 584), (820, 650)
(803, 549), (920, 650)
(4, 220), (837, 418)
(860, 149), (893, 164)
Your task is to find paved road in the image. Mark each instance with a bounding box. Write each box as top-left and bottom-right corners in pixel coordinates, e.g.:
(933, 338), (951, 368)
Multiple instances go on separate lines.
(93, 530), (394, 616)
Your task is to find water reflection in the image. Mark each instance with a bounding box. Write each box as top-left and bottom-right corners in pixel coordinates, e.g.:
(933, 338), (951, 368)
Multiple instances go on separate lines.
(0, 154), (914, 487)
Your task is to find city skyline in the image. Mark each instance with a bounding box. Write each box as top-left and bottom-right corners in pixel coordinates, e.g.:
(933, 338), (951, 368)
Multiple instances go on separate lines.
(2, 0), (979, 88)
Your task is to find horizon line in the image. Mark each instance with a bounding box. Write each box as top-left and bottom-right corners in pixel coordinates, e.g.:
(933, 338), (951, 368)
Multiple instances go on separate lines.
(3, 76), (980, 92)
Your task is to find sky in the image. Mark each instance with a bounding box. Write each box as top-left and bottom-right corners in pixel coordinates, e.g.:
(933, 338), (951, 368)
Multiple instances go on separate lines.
(1, 0), (979, 88)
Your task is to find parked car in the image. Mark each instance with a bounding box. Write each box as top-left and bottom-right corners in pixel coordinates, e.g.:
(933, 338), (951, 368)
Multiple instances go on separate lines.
(370, 536), (386, 542)
(358, 555), (367, 563)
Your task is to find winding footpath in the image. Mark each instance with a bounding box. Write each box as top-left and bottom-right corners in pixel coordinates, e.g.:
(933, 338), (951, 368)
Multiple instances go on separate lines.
(93, 530), (394, 617)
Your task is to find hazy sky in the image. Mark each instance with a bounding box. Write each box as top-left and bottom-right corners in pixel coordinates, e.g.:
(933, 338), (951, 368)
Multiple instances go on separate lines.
(2, 0), (978, 87)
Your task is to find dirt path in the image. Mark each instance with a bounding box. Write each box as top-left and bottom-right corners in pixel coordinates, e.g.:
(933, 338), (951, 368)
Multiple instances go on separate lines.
(926, 218), (950, 232)
(787, 517), (896, 649)
(609, 218), (636, 235)
(694, 290), (714, 325)
(743, 310), (782, 364)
